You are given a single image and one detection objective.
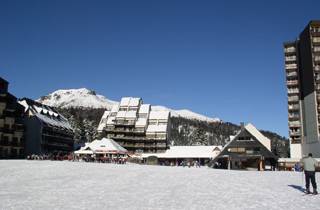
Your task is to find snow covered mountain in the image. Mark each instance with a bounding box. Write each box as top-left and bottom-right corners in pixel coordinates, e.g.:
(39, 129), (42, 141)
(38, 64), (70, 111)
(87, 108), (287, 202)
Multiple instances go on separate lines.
(37, 88), (220, 122)
(151, 106), (220, 122)
(37, 88), (118, 109)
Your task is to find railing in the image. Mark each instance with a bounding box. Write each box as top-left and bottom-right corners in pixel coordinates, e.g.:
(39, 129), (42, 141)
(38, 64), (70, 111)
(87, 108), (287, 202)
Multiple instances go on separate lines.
(287, 72), (298, 77)
(285, 56), (296, 61)
(288, 113), (300, 119)
(284, 47), (296, 53)
(288, 96), (299, 102)
(289, 130), (301, 136)
(313, 37), (320, 43)
(287, 88), (299, 94)
(288, 104), (300, 110)
(287, 80), (298, 86)
(289, 121), (301, 127)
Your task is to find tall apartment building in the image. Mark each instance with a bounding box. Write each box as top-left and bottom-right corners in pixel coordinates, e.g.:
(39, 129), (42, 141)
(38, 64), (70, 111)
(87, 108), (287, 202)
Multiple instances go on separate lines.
(0, 77), (25, 159)
(97, 97), (170, 154)
(284, 20), (320, 158)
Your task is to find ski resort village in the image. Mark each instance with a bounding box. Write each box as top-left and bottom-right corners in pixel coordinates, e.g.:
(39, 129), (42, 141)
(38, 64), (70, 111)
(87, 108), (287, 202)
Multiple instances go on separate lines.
(1, 1), (320, 209)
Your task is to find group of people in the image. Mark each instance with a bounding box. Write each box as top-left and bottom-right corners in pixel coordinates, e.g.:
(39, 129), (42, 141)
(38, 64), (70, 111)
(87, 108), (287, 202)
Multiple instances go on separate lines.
(160, 160), (202, 168)
(74, 155), (128, 164)
(26, 153), (73, 161)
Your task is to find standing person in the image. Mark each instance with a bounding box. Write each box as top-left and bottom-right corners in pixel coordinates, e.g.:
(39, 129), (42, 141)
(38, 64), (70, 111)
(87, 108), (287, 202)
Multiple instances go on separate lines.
(300, 153), (318, 195)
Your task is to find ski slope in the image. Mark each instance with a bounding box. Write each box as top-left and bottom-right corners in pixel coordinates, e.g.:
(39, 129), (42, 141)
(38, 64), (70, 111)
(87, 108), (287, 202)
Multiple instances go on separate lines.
(0, 160), (319, 210)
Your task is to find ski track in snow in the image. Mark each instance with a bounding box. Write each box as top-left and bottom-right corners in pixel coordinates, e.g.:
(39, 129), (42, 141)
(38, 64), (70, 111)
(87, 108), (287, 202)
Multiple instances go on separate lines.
(0, 160), (319, 210)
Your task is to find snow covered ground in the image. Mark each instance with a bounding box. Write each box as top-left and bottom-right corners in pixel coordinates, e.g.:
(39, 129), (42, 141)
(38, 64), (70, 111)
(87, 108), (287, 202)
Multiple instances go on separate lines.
(0, 160), (319, 210)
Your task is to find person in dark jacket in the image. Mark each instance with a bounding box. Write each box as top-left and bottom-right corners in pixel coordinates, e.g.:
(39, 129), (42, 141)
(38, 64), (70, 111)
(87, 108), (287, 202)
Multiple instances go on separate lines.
(300, 153), (318, 194)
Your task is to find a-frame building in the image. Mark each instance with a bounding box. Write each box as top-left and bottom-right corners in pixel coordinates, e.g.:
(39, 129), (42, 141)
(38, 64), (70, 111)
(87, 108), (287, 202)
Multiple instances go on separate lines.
(212, 123), (277, 170)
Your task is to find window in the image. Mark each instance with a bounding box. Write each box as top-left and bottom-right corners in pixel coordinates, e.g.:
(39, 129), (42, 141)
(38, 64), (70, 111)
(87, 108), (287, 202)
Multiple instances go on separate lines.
(228, 147), (246, 153)
(237, 136), (253, 141)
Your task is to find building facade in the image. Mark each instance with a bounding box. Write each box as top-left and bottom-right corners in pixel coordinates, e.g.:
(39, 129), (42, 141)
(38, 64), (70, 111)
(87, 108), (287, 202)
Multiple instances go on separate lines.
(284, 20), (320, 158)
(18, 98), (74, 155)
(0, 77), (25, 159)
(97, 97), (170, 154)
(212, 123), (277, 170)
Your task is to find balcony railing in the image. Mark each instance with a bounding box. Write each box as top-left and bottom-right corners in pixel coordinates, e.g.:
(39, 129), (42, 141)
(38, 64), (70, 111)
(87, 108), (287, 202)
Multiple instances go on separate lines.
(284, 47), (296, 53)
(288, 104), (300, 110)
(285, 56), (296, 62)
(289, 121), (301, 127)
(313, 37), (320, 43)
(287, 88), (299, 94)
(288, 96), (299, 102)
(287, 72), (298, 78)
(288, 113), (300, 119)
(285, 64), (298, 70)
(287, 80), (298, 86)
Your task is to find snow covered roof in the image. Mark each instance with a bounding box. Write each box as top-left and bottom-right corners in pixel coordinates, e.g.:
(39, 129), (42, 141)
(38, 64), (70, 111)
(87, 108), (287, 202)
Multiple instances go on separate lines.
(106, 117), (115, 125)
(129, 98), (140, 107)
(149, 111), (170, 120)
(141, 146), (222, 159)
(120, 97), (131, 107)
(245, 123), (271, 151)
(111, 105), (119, 113)
(146, 124), (168, 133)
(116, 111), (126, 118)
(139, 104), (150, 114)
(76, 138), (128, 154)
(120, 97), (141, 107)
(101, 111), (110, 119)
(19, 98), (73, 131)
(125, 110), (137, 119)
(135, 118), (147, 127)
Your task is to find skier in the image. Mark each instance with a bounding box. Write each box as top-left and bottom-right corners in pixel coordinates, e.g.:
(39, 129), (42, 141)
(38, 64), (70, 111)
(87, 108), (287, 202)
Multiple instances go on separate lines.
(300, 153), (318, 195)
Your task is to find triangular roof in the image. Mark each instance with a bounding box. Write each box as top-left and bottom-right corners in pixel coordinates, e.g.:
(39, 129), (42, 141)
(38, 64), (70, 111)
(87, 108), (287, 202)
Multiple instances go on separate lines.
(213, 123), (276, 162)
(79, 138), (128, 154)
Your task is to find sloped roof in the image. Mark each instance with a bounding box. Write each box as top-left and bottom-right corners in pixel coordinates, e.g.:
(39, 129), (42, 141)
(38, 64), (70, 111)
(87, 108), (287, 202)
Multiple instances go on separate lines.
(141, 146), (222, 159)
(19, 98), (73, 131)
(139, 104), (150, 114)
(149, 111), (170, 120)
(213, 123), (276, 161)
(245, 123), (271, 150)
(79, 138), (128, 154)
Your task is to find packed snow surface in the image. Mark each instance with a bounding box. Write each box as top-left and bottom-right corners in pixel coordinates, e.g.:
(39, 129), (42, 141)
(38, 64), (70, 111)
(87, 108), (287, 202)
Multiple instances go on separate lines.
(1, 160), (319, 210)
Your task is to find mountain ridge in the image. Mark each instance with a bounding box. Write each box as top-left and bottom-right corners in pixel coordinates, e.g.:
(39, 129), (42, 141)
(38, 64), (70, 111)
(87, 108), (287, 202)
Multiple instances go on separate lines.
(37, 88), (221, 123)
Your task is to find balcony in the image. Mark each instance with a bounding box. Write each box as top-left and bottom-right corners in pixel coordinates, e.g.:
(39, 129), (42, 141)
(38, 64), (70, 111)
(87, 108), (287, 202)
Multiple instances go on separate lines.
(288, 113), (300, 120)
(286, 71), (298, 78)
(287, 88), (299, 95)
(313, 37), (320, 43)
(285, 64), (298, 70)
(284, 47), (296, 53)
(290, 137), (301, 144)
(289, 130), (301, 136)
(288, 96), (299, 102)
(288, 104), (300, 110)
(285, 56), (296, 62)
(289, 121), (301, 127)
(287, 80), (298, 86)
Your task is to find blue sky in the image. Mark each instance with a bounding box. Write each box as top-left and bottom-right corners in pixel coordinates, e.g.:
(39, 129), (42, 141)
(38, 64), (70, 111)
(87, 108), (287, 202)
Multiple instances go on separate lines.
(1, 0), (319, 137)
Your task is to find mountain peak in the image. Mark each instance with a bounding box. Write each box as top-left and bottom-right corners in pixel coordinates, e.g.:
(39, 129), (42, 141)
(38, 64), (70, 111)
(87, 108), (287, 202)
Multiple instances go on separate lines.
(37, 88), (117, 109)
(37, 89), (220, 122)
